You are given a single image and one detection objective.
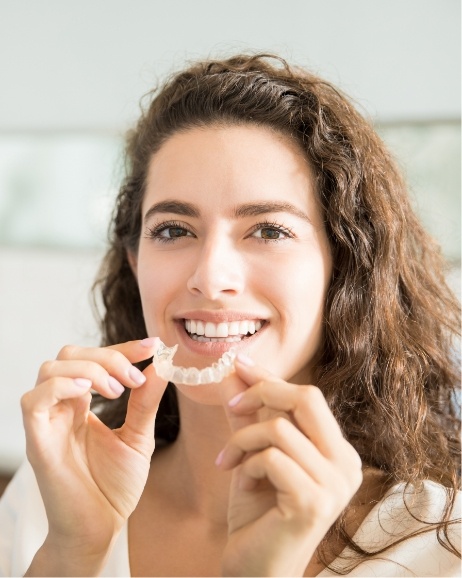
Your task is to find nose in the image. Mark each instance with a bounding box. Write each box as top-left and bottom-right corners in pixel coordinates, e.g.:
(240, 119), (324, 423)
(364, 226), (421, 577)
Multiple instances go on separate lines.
(186, 235), (245, 299)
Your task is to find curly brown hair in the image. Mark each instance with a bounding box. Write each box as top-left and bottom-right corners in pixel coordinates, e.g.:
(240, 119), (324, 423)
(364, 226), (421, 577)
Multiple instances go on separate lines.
(92, 53), (460, 571)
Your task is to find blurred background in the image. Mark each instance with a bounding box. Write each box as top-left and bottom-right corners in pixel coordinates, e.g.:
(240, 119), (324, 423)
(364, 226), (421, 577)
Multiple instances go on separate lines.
(0, 0), (460, 484)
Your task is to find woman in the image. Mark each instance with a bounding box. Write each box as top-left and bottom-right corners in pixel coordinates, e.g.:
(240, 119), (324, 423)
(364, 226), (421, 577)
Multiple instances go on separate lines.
(0, 54), (460, 577)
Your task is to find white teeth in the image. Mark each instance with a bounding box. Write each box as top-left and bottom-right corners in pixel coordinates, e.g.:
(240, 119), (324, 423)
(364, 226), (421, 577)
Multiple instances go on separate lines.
(185, 318), (264, 339)
(204, 321), (216, 337)
(228, 321), (240, 335)
(216, 322), (228, 338)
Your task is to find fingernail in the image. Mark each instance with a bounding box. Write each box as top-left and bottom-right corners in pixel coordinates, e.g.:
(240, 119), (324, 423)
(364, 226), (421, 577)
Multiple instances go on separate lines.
(108, 376), (125, 395)
(74, 378), (92, 389)
(236, 352), (255, 367)
(215, 449), (225, 466)
(140, 337), (157, 347)
(129, 366), (146, 385)
(228, 392), (244, 407)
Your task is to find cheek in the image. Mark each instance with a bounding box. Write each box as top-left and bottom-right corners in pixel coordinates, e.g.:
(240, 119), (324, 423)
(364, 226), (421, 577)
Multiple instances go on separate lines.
(269, 249), (330, 353)
(264, 248), (330, 313)
(136, 252), (185, 328)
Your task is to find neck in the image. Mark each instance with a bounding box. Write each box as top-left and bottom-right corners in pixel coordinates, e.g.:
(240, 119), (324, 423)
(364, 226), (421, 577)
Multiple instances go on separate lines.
(149, 392), (233, 525)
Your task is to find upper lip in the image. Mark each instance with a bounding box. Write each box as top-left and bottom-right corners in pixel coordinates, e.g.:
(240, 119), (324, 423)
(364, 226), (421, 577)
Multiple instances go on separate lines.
(175, 310), (268, 323)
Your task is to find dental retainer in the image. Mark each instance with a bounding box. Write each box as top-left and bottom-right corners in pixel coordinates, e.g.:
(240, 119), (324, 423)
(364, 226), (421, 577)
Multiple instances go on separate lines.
(152, 340), (237, 385)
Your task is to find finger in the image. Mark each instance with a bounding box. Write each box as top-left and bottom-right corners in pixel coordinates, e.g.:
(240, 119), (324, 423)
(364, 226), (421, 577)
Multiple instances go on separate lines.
(217, 417), (330, 485)
(106, 337), (159, 363)
(38, 359), (134, 400)
(55, 338), (159, 392)
(238, 447), (317, 506)
(232, 361), (344, 459)
(119, 363), (169, 449)
(219, 370), (258, 434)
(22, 376), (92, 417)
(21, 377), (92, 450)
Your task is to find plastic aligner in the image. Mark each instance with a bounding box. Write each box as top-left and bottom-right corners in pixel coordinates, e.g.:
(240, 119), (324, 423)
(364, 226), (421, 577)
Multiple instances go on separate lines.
(152, 340), (237, 385)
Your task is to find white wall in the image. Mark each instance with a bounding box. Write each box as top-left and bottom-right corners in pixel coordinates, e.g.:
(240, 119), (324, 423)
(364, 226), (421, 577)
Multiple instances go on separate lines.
(0, 0), (460, 131)
(0, 248), (103, 472)
(0, 0), (460, 473)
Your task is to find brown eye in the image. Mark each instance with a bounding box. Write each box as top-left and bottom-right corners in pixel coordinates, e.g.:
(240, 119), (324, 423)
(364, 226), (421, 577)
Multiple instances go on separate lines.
(260, 227), (281, 240)
(146, 221), (195, 242)
(164, 227), (188, 238)
(252, 225), (290, 241)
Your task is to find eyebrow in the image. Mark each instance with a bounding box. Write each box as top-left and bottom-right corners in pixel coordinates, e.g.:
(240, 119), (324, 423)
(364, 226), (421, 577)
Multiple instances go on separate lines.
(233, 201), (312, 224)
(143, 199), (312, 224)
(143, 200), (200, 222)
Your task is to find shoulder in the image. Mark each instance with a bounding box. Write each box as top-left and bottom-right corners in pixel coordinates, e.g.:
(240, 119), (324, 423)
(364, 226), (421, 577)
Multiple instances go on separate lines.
(324, 481), (461, 577)
(375, 480), (460, 534)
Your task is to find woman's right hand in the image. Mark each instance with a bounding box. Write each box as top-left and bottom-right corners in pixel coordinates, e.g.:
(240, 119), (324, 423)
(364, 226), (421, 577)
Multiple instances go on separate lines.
(20, 338), (168, 575)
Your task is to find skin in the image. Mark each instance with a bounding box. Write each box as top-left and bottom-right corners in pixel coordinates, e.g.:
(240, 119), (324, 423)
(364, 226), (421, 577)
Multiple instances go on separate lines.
(22, 125), (364, 577)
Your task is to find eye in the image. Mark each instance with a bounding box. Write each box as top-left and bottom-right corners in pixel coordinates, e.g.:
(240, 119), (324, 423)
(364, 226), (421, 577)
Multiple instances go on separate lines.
(159, 226), (191, 239)
(145, 221), (195, 243)
(254, 227), (284, 240)
(250, 221), (294, 242)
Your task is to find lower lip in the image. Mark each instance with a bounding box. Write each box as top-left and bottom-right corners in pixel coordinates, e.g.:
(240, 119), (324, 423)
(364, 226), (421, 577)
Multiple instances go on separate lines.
(175, 321), (267, 359)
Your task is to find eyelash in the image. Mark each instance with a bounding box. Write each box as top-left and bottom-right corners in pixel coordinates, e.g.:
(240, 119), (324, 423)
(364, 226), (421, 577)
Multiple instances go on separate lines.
(249, 220), (295, 243)
(144, 220), (295, 244)
(144, 220), (193, 244)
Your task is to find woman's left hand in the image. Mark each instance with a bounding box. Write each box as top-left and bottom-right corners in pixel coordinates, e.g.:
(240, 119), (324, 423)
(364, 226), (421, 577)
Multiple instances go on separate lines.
(217, 355), (363, 577)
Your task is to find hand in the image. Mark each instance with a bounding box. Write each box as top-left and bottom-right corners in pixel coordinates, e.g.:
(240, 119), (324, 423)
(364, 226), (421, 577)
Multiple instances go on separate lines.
(21, 338), (168, 573)
(217, 356), (363, 577)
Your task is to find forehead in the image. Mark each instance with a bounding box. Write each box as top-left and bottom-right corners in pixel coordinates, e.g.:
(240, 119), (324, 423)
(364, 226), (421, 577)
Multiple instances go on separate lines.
(143, 124), (318, 216)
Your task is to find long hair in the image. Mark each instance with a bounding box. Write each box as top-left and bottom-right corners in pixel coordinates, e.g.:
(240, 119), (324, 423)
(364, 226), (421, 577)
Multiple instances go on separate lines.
(92, 53), (460, 569)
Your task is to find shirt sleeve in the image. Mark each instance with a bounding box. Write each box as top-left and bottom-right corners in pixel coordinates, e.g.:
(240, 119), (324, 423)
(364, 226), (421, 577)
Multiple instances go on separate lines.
(0, 460), (48, 577)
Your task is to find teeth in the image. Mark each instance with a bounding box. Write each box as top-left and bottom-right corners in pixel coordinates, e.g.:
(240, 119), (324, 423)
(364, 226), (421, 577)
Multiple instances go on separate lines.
(185, 318), (264, 338)
(205, 322), (217, 337)
(216, 323), (228, 338)
(228, 321), (240, 335)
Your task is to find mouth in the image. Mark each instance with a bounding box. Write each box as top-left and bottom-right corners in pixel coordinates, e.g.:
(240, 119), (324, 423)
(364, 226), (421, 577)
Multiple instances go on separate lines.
(183, 318), (266, 343)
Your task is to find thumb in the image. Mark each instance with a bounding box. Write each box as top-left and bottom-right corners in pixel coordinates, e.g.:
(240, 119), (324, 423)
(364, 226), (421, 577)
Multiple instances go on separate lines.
(120, 362), (169, 445)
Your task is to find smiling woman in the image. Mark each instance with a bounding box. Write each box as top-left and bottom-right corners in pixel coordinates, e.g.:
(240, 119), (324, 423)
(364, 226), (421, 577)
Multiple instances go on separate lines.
(0, 54), (460, 577)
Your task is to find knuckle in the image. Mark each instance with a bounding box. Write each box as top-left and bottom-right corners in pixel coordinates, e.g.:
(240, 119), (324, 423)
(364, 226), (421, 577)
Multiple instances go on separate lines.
(305, 384), (324, 401)
(257, 378), (277, 395)
(298, 384), (324, 407)
(37, 359), (55, 381)
(44, 376), (61, 390)
(20, 391), (34, 414)
(269, 416), (290, 438)
(294, 491), (317, 517)
(104, 348), (126, 367)
(262, 446), (282, 467)
(57, 344), (78, 359)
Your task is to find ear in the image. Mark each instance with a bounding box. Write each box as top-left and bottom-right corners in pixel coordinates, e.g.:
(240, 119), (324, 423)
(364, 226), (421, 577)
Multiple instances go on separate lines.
(127, 249), (138, 280)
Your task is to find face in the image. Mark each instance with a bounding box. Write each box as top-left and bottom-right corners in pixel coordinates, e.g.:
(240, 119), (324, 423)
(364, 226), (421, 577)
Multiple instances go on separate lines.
(131, 125), (332, 399)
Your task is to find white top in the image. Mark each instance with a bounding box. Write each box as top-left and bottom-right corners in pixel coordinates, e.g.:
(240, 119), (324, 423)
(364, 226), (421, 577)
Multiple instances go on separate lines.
(0, 460), (460, 577)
